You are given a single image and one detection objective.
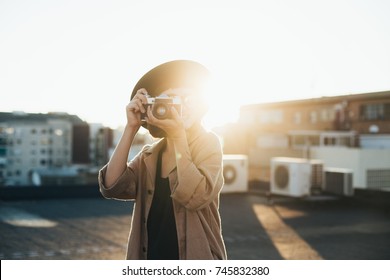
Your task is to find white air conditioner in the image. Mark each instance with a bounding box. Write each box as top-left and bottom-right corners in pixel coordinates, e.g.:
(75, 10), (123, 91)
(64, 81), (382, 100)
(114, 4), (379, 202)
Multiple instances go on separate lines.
(271, 157), (311, 197)
(324, 167), (353, 196)
(221, 155), (248, 193)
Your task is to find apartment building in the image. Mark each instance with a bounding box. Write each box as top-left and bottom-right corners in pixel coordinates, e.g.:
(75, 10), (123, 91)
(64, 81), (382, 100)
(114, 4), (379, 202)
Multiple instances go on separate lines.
(0, 111), (156, 187)
(0, 112), (90, 186)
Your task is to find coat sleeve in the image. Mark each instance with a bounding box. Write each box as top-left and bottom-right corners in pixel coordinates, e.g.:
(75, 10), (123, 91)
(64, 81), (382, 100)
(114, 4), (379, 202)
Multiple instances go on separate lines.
(98, 156), (140, 200)
(170, 132), (224, 211)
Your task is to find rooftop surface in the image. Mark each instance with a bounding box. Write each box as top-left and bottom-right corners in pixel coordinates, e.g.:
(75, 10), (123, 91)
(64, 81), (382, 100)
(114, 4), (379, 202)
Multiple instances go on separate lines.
(0, 190), (389, 260)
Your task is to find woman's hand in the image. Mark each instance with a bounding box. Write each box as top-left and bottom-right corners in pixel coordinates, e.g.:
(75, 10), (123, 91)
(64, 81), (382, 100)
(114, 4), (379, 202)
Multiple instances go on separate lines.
(126, 88), (148, 129)
(145, 105), (186, 139)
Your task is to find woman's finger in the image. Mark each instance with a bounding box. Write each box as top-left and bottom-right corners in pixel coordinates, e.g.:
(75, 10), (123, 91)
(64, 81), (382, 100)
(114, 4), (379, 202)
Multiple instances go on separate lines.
(146, 106), (159, 125)
(132, 99), (145, 113)
(133, 88), (148, 104)
(170, 106), (181, 121)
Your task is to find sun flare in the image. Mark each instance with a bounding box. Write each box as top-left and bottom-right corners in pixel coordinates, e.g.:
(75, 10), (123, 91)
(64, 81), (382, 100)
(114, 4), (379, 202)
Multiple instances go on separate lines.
(200, 73), (242, 130)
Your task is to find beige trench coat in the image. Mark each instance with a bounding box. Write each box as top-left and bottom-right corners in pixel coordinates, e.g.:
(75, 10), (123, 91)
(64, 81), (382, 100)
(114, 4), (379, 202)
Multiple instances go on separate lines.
(98, 127), (227, 260)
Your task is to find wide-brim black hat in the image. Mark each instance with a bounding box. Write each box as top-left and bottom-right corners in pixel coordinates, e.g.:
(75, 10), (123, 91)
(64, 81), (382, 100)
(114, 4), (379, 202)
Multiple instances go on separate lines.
(131, 60), (210, 99)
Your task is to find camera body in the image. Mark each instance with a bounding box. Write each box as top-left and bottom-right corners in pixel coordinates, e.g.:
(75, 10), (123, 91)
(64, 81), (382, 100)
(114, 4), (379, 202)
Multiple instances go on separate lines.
(141, 95), (182, 121)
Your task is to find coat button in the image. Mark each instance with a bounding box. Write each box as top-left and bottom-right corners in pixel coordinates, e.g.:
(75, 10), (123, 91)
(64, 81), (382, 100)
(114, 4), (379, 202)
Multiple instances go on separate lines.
(142, 246), (147, 253)
(147, 190), (153, 195)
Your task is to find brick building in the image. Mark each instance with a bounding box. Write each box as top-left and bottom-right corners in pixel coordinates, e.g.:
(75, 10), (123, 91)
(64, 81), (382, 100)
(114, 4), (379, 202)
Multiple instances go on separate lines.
(220, 91), (390, 189)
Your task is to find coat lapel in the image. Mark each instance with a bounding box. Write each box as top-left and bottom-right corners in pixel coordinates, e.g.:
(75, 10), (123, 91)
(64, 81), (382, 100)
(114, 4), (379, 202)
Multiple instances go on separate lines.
(142, 124), (203, 184)
(143, 138), (166, 187)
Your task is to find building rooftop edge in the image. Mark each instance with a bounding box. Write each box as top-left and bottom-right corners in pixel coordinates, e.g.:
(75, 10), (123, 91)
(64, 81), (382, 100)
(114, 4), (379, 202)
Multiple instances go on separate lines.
(241, 90), (390, 110)
(0, 111), (87, 124)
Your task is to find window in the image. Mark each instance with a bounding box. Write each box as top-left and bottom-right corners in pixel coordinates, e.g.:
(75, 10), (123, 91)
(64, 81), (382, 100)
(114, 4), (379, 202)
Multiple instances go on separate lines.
(324, 137), (336, 146)
(259, 112), (270, 124)
(308, 135), (320, 146)
(310, 111), (317, 123)
(321, 109), (330, 122)
(272, 110), (283, 123)
(360, 103), (390, 120)
(259, 110), (283, 124)
(6, 127), (14, 134)
(339, 137), (352, 147)
(257, 135), (288, 148)
(40, 138), (49, 145)
(292, 135), (305, 146)
(290, 134), (320, 147)
(293, 112), (301, 124)
(54, 129), (63, 136)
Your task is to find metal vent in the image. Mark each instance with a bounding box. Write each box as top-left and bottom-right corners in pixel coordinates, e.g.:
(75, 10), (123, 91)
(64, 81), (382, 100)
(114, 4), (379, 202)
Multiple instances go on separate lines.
(366, 169), (390, 189)
(223, 165), (237, 185)
(275, 165), (289, 189)
(310, 162), (323, 189)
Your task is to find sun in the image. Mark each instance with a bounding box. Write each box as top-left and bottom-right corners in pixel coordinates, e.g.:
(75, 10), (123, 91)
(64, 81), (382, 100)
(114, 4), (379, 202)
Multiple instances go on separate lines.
(201, 74), (242, 130)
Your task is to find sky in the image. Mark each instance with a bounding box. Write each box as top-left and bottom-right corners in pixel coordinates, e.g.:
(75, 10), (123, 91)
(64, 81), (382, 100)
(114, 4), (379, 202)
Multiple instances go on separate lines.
(1, 0), (390, 129)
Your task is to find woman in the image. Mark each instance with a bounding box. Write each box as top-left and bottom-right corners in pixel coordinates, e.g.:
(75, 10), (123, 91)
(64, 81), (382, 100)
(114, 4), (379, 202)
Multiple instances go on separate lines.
(98, 60), (227, 260)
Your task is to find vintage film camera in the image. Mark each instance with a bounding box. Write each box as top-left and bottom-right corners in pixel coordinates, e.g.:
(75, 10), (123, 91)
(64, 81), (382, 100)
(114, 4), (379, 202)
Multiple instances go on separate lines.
(141, 94), (182, 121)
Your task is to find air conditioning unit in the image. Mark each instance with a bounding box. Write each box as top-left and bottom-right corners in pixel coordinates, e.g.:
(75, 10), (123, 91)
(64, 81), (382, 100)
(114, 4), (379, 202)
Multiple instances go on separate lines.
(271, 157), (311, 197)
(324, 167), (353, 196)
(221, 155), (248, 193)
(310, 159), (324, 192)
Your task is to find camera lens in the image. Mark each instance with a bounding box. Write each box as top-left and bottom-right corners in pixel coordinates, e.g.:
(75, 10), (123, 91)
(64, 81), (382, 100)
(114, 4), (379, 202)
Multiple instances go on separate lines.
(153, 103), (169, 119)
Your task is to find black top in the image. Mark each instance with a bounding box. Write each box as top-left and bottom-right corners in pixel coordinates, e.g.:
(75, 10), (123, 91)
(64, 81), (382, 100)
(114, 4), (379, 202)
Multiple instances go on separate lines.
(147, 147), (179, 260)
